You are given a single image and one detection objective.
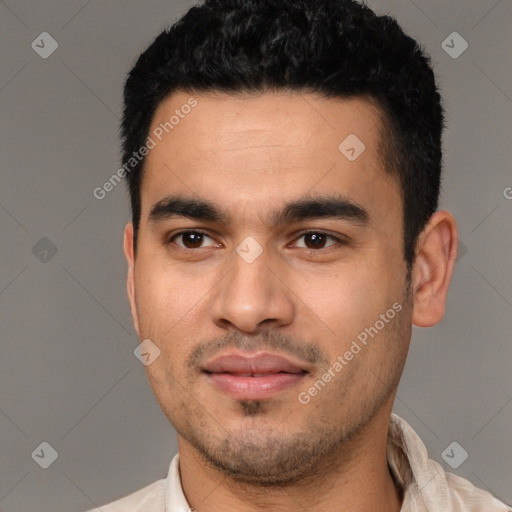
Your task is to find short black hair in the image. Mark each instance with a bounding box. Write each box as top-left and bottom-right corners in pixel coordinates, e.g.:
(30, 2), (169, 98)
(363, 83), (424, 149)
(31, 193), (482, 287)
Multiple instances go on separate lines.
(121, 0), (444, 269)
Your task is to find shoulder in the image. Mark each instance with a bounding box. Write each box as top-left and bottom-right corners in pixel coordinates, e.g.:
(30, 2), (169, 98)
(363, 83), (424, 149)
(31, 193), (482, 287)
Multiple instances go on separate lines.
(389, 414), (511, 511)
(442, 468), (511, 511)
(417, 447), (511, 511)
(85, 478), (166, 512)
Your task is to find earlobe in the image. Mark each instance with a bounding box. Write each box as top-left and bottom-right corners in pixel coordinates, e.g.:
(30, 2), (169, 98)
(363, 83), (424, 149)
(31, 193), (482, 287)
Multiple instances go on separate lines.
(411, 211), (458, 328)
(123, 223), (140, 336)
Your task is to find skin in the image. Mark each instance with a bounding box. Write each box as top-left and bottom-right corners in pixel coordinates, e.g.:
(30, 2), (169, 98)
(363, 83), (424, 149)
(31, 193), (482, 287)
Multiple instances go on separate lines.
(123, 90), (458, 511)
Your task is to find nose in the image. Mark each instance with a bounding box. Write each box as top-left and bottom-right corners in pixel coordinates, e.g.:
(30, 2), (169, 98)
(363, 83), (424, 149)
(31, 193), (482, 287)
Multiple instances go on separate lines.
(210, 246), (295, 334)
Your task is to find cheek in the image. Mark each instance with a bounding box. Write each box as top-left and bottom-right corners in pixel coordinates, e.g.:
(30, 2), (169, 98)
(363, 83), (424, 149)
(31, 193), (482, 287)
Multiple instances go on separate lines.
(133, 267), (193, 372)
(296, 263), (384, 321)
(292, 259), (403, 358)
(134, 260), (204, 327)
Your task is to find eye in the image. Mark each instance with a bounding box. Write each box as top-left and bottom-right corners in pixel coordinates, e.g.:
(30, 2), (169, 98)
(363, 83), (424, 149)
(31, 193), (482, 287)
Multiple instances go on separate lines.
(166, 230), (345, 252)
(292, 232), (343, 250)
(167, 230), (219, 249)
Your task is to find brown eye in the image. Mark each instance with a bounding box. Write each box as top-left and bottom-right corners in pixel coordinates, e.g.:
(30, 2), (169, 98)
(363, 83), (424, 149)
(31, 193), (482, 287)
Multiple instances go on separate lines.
(294, 232), (339, 250)
(180, 232), (204, 248)
(169, 231), (217, 249)
(304, 233), (327, 249)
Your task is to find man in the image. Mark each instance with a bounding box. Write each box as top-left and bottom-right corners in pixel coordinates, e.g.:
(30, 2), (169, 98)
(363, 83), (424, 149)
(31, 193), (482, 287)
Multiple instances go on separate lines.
(89, 0), (511, 510)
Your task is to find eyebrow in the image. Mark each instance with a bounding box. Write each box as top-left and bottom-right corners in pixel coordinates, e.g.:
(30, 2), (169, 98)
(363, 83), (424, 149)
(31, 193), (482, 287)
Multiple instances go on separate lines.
(148, 194), (370, 227)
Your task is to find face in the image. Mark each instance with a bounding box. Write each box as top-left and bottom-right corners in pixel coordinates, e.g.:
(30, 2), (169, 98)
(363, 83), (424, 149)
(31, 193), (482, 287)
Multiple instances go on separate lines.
(125, 91), (413, 484)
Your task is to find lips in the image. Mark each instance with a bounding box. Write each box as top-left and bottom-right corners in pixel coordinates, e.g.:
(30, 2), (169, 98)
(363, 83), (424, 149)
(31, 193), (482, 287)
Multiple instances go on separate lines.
(202, 352), (308, 399)
(202, 353), (306, 375)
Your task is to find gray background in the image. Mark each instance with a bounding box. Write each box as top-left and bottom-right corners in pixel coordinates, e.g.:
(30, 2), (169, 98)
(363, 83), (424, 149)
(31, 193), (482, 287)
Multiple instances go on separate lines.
(0, 0), (511, 510)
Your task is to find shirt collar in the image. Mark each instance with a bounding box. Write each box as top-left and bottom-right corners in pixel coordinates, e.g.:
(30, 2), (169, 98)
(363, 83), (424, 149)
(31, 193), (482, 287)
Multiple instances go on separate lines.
(387, 412), (439, 510)
(165, 453), (191, 512)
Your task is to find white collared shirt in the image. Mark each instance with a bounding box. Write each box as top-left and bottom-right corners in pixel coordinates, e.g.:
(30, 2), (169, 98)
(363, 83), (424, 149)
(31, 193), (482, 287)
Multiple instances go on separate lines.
(86, 414), (511, 511)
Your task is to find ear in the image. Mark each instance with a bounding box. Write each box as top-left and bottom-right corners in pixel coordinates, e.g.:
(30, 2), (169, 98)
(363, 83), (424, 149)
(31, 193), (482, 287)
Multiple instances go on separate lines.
(123, 222), (140, 336)
(411, 210), (458, 327)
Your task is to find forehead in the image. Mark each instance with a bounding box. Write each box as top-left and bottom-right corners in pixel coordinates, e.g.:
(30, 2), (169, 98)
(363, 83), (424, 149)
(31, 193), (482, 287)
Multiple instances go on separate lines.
(140, 90), (401, 224)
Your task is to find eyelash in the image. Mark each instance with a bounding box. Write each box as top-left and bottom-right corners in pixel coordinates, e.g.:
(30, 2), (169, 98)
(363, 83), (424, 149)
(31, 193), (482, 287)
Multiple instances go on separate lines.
(165, 230), (347, 252)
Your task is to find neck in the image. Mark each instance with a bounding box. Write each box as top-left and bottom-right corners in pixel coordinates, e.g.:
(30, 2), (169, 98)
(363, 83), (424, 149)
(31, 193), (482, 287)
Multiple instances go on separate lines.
(177, 407), (402, 512)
